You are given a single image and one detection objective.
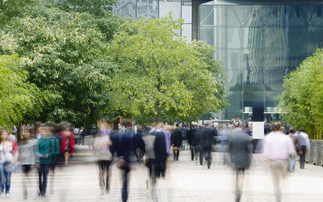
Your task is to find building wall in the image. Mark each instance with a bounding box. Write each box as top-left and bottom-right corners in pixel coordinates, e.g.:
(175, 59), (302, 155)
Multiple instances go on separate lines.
(199, 3), (323, 120)
(114, 0), (193, 42)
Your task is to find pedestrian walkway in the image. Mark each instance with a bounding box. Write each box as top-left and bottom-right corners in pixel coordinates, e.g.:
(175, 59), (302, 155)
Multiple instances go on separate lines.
(7, 147), (323, 201)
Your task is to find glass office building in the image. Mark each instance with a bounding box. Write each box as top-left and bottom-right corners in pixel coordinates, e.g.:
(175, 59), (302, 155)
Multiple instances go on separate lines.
(114, 0), (193, 42)
(199, 2), (323, 121)
(114, 0), (323, 121)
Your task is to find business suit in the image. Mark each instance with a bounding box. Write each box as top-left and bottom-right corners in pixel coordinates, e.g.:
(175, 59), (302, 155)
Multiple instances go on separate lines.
(111, 130), (144, 202)
(171, 129), (182, 161)
(200, 128), (215, 168)
(187, 129), (197, 161)
(229, 128), (252, 202)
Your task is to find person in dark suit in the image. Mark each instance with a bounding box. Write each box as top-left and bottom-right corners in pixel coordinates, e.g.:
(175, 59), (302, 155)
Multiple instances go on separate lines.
(187, 127), (197, 161)
(229, 122), (252, 202)
(111, 121), (144, 202)
(192, 126), (201, 161)
(200, 124), (215, 169)
(171, 124), (182, 161)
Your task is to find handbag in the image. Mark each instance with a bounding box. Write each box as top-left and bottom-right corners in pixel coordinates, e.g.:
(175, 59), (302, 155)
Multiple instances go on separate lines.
(116, 156), (128, 169)
(2, 143), (18, 173)
(3, 153), (17, 173)
(4, 162), (18, 173)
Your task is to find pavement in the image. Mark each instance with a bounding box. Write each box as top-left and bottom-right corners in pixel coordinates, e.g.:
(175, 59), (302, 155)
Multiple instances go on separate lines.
(5, 145), (323, 202)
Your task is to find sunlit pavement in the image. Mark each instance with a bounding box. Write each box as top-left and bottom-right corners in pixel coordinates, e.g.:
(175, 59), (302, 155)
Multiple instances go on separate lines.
(7, 146), (323, 201)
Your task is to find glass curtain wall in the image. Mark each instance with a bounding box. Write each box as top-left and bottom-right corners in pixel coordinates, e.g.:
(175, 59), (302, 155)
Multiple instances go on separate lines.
(114, 0), (193, 42)
(199, 3), (323, 120)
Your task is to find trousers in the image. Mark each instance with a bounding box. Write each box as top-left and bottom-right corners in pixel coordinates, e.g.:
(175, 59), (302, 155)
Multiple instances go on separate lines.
(0, 163), (12, 193)
(299, 145), (307, 168)
(38, 164), (50, 195)
(269, 160), (288, 202)
(98, 160), (111, 191)
(121, 167), (130, 202)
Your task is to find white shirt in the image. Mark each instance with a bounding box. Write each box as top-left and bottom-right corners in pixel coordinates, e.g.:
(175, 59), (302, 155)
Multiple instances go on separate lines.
(264, 131), (295, 160)
(94, 135), (112, 161)
(0, 141), (14, 163)
(297, 132), (310, 149)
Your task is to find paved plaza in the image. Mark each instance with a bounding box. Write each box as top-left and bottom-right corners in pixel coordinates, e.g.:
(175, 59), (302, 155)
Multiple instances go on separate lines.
(6, 146), (323, 202)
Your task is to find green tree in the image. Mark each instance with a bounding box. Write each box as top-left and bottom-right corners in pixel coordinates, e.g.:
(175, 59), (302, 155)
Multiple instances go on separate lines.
(278, 49), (323, 139)
(108, 16), (228, 124)
(0, 0), (123, 127)
(0, 54), (56, 126)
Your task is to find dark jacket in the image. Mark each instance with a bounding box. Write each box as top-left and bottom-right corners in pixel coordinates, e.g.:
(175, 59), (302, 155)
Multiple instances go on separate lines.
(80, 129), (88, 136)
(229, 130), (252, 169)
(171, 129), (182, 147)
(186, 129), (197, 146)
(111, 130), (144, 164)
(201, 128), (214, 150)
(191, 130), (200, 147)
(154, 131), (168, 165)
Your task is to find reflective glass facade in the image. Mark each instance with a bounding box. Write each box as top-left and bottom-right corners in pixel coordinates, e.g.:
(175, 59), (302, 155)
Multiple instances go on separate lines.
(199, 3), (323, 120)
(114, 0), (193, 42)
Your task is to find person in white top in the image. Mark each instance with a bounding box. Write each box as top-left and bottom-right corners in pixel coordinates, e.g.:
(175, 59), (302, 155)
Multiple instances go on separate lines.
(0, 129), (19, 198)
(264, 123), (295, 202)
(93, 118), (112, 196)
(296, 127), (310, 169)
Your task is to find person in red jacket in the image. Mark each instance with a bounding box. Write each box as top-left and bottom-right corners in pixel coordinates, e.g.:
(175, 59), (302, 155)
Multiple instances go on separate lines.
(59, 126), (75, 167)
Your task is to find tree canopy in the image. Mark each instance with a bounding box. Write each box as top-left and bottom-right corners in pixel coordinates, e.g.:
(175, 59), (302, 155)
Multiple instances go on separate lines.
(278, 49), (323, 139)
(0, 1), (228, 127)
(0, 0), (123, 127)
(108, 16), (228, 124)
(0, 54), (54, 126)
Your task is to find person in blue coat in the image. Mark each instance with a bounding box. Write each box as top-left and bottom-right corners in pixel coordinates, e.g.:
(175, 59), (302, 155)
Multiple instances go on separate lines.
(110, 120), (144, 202)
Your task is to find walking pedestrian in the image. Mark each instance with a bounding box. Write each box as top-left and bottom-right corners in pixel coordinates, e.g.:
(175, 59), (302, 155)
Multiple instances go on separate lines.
(47, 125), (60, 195)
(264, 123), (295, 202)
(287, 128), (301, 172)
(171, 125), (182, 161)
(297, 127), (310, 169)
(228, 122), (252, 202)
(111, 120), (144, 202)
(60, 125), (75, 167)
(19, 127), (37, 199)
(191, 126), (201, 161)
(94, 118), (112, 195)
(200, 124), (215, 169)
(36, 126), (55, 197)
(0, 129), (19, 198)
(80, 127), (87, 145)
(218, 124), (229, 165)
(187, 127), (197, 161)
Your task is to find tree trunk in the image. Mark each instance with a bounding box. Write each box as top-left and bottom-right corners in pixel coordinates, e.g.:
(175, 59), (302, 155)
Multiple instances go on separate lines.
(156, 108), (161, 123)
(17, 124), (21, 143)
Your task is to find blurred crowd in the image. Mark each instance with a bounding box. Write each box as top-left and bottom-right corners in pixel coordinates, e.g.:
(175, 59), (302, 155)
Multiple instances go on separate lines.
(0, 118), (311, 202)
(0, 122), (77, 199)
